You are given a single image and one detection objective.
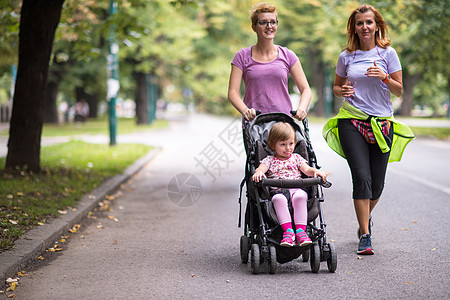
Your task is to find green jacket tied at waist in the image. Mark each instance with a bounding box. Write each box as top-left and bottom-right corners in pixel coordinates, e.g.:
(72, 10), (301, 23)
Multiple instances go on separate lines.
(322, 101), (415, 162)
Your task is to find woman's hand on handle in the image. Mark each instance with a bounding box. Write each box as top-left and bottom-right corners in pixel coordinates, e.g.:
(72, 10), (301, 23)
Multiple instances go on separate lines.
(294, 108), (307, 120)
(243, 108), (257, 121)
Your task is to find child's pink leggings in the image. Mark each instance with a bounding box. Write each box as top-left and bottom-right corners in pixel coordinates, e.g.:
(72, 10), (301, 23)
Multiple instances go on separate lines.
(271, 188), (308, 227)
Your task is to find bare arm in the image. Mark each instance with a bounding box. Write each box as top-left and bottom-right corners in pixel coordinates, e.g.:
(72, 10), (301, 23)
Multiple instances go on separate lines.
(366, 61), (403, 97)
(333, 74), (354, 98)
(384, 70), (403, 97)
(227, 64), (256, 121)
(290, 60), (312, 120)
(252, 163), (269, 182)
(300, 163), (328, 181)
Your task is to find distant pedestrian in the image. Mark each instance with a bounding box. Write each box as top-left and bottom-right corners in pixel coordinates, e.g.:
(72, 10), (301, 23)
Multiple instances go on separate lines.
(74, 100), (89, 122)
(253, 122), (328, 247)
(227, 2), (312, 122)
(323, 4), (414, 255)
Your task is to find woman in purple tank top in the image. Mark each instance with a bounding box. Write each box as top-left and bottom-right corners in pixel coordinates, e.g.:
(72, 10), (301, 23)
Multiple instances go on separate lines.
(227, 2), (312, 121)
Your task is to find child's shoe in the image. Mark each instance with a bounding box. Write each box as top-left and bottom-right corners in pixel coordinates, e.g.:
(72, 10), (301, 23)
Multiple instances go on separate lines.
(280, 228), (295, 247)
(295, 229), (312, 247)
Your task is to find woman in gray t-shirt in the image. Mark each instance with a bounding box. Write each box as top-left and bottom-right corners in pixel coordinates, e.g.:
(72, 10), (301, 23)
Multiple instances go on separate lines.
(333, 4), (403, 256)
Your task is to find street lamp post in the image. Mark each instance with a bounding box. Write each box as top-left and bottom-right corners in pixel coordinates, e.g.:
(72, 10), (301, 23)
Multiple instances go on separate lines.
(107, 0), (119, 146)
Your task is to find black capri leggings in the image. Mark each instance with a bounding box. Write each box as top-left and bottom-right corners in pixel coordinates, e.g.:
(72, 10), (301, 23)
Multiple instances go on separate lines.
(338, 119), (393, 200)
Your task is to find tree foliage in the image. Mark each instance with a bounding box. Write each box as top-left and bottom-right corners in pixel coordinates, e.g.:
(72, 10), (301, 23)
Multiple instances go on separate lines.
(0, 0), (448, 128)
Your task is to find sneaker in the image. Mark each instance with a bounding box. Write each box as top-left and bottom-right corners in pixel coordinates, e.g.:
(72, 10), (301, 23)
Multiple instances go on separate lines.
(357, 214), (373, 238)
(357, 234), (374, 255)
(295, 230), (312, 247)
(280, 229), (295, 247)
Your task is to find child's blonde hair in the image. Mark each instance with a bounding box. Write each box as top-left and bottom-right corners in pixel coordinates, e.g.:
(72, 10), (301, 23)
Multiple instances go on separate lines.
(267, 122), (296, 151)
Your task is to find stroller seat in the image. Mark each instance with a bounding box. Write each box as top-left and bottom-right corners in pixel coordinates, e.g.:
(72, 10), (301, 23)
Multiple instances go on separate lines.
(239, 112), (335, 274)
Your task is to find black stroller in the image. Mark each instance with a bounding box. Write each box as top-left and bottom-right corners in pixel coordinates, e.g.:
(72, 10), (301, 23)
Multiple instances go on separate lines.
(238, 112), (336, 274)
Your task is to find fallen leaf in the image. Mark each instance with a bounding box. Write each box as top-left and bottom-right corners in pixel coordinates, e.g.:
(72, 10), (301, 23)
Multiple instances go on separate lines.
(16, 192), (23, 196)
(191, 274), (195, 277)
(69, 224), (81, 233)
(9, 283), (16, 291)
(60, 239), (66, 243)
(96, 224), (104, 229)
(406, 282), (413, 285)
(411, 221), (417, 224)
(431, 248), (437, 251)
(37, 256), (44, 260)
(401, 228), (408, 231)
(7, 194), (13, 199)
(58, 210), (67, 215)
(17, 271), (28, 277)
(49, 247), (62, 252)
(9, 220), (17, 225)
(5, 278), (18, 284)
(37, 222), (45, 226)
(7, 293), (16, 298)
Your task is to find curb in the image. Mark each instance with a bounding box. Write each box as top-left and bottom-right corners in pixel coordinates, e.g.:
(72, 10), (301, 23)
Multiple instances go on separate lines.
(0, 147), (161, 286)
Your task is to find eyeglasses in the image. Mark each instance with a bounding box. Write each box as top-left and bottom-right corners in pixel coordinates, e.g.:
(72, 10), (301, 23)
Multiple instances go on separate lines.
(258, 20), (278, 27)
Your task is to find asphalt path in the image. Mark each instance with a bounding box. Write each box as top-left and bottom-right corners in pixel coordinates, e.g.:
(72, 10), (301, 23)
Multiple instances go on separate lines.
(6, 114), (450, 299)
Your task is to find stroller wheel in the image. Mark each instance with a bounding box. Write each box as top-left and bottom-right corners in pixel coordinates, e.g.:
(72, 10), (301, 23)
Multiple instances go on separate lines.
(301, 250), (310, 262)
(310, 243), (320, 273)
(268, 245), (277, 274)
(250, 244), (260, 274)
(240, 235), (250, 264)
(327, 243), (337, 273)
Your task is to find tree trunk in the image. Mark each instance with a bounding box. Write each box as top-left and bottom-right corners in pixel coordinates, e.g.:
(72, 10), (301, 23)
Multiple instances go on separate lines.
(133, 71), (148, 124)
(6, 0), (65, 172)
(44, 54), (73, 123)
(400, 73), (421, 116)
(308, 48), (325, 117)
(44, 77), (60, 123)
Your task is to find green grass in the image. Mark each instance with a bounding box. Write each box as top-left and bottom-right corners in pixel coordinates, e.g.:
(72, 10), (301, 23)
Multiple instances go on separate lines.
(308, 116), (450, 140)
(0, 140), (154, 250)
(410, 127), (450, 140)
(41, 117), (168, 137)
(0, 117), (168, 137)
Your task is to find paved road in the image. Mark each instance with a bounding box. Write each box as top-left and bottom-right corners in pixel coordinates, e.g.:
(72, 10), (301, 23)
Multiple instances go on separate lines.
(5, 114), (450, 299)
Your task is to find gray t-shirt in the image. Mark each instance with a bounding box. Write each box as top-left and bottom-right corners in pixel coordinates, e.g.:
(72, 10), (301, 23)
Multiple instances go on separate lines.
(336, 46), (402, 117)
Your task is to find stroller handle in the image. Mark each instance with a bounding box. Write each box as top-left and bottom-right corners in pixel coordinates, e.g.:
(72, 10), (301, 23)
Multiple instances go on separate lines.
(260, 177), (332, 189)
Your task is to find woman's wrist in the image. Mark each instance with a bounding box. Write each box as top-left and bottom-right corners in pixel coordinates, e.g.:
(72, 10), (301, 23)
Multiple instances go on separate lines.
(382, 73), (391, 83)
